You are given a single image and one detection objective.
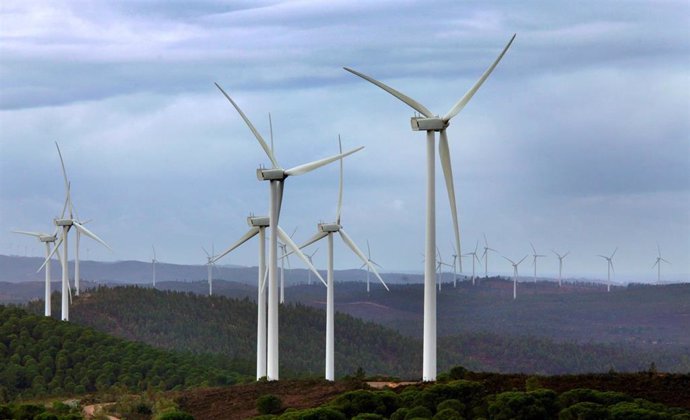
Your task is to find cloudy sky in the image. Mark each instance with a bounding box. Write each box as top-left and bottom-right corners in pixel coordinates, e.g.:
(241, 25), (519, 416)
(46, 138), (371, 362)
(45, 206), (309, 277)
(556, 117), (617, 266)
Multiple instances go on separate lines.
(1, 0), (688, 283)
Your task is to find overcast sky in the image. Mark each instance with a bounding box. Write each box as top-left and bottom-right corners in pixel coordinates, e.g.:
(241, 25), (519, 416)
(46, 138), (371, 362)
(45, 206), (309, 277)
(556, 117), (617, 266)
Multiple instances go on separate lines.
(1, 0), (688, 283)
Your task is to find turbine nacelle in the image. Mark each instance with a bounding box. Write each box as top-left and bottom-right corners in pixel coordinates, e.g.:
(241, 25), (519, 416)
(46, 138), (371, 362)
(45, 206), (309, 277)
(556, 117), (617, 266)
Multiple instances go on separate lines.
(318, 223), (341, 233)
(247, 216), (270, 227)
(39, 235), (58, 243)
(55, 219), (73, 227)
(256, 168), (287, 181)
(411, 117), (448, 132)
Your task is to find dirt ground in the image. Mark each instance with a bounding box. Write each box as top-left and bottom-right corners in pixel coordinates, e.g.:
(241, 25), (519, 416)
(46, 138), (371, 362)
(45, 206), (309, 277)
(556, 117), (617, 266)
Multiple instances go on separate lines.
(174, 378), (362, 419)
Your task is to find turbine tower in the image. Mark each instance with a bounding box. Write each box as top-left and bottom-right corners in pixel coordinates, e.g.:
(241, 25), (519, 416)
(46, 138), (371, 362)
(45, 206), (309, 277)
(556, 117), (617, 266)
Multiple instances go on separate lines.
(212, 215), (324, 379)
(552, 250), (569, 287)
(463, 240), (482, 285)
(40, 143), (111, 321)
(215, 83), (362, 381)
(530, 242), (546, 283)
(13, 229), (60, 316)
(503, 255), (527, 300)
(597, 248), (617, 292)
(345, 34), (516, 380)
(482, 234), (498, 278)
(296, 137), (389, 381)
(652, 245), (671, 285)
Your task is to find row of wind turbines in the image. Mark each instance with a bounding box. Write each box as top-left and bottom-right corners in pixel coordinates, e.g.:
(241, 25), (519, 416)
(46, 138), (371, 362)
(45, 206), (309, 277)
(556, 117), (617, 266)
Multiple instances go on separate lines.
(13, 32), (673, 384)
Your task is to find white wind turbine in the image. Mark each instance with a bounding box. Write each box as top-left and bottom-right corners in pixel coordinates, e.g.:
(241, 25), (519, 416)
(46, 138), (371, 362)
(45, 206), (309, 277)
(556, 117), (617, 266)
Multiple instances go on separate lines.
(503, 255), (527, 300)
(463, 240), (482, 285)
(202, 244), (216, 296)
(482, 234), (498, 278)
(39, 143), (112, 321)
(436, 248), (453, 291)
(597, 248), (617, 292)
(359, 240), (382, 293)
(151, 246), (158, 287)
(13, 229), (61, 316)
(552, 250), (569, 287)
(212, 215), (325, 380)
(306, 248), (319, 285)
(345, 34), (516, 380)
(450, 244), (459, 287)
(652, 245), (671, 285)
(215, 83), (362, 381)
(296, 137), (389, 381)
(278, 227), (297, 304)
(530, 242), (546, 283)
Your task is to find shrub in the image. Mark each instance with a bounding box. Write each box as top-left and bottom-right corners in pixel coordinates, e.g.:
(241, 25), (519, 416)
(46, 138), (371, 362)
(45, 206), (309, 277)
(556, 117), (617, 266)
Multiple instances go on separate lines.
(557, 388), (632, 409)
(558, 402), (609, 420)
(278, 407), (346, 420)
(390, 408), (409, 420)
(13, 404), (46, 420)
(525, 377), (542, 392)
(448, 366), (467, 380)
(155, 410), (195, 420)
(328, 390), (398, 417)
(34, 413), (58, 420)
(436, 400), (465, 415)
(257, 394), (283, 415)
(608, 402), (669, 420)
(433, 408), (463, 420)
(405, 406), (433, 419)
(488, 391), (548, 420)
(352, 414), (384, 420)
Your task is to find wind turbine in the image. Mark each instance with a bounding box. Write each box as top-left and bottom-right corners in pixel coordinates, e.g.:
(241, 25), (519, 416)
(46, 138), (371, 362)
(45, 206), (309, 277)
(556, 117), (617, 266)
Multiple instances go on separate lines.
(306, 248), (319, 285)
(530, 242), (546, 283)
(482, 234), (498, 278)
(215, 83), (363, 381)
(652, 245), (671, 285)
(597, 248), (617, 292)
(463, 240), (482, 285)
(552, 250), (569, 287)
(345, 34), (516, 381)
(503, 255), (527, 300)
(278, 227), (297, 304)
(450, 244), (459, 287)
(39, 143), (111, 321)
(13, 229), (60, 316)
(212, 215), (325, 380)
(202, 244), (216, 296)
(296, 137), (389, 381)
(151, 246), (158, 287)
(359, 240), (382, 293)
(436, 248), (453, 291)
(215, 83), (364, 381)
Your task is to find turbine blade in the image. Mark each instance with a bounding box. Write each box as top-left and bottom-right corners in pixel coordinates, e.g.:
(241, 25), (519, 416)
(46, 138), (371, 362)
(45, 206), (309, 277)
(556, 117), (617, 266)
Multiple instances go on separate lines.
(202, 246), (210, 257)
(661, 258), (671, 265)
(284, 146), (364, 177)
(12, 230), (44, 238)
(517, 255), (528, 265)
(530, 242), (536, 255)
(152, 245), (157, 260)
(278, 226), (326, 287)
(610, 247), (618, 259)
(214, 82), (280, 168)
(336, 136), (344, 225)
(366, 239), (371, 259)
(72, 221), (112, 251)
(438, 129), (462, 271)
(343, 67), (434, 118)
(297, 231), (329, 252)
(339, 228), (389, 291)
(652, 260), (659, 269)
(55, 142), (70, 198)
(501, 255), (514, 264)
(212, 227), (260, 263)
(563, 251), (570, 259)
(442, 34), (516, 122)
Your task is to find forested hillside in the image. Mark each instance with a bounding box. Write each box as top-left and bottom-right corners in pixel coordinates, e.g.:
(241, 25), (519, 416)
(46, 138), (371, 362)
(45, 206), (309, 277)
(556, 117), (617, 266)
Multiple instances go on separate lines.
(27, 286), (690, 378)
(0, 306), (250, 400)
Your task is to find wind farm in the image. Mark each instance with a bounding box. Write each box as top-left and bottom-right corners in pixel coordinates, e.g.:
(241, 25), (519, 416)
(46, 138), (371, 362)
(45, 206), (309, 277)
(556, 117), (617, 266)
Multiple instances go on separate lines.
(1, 2), (689, 418)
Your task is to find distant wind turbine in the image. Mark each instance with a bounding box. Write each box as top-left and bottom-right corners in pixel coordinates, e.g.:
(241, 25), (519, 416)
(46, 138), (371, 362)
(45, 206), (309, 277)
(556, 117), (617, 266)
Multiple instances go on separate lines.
(202, 244), (216, 296)
(152, 246), (158, 287)
(215, 83), (362, 381)
(530, 242), (546, 283)
(652, 244), (671, 285)
(597, 248), (617, 292)
(450, 244), (459, 287)
(359, 240), (382, 293)
(278, 227), (297, 304)
(552, 250), (569, 287)
(345, 34), (516, 381)
(306, 248), (319, 285)
(463, 240), (482, 285)
(503, 255), (527, 300)
(482, 234), (498, 278)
